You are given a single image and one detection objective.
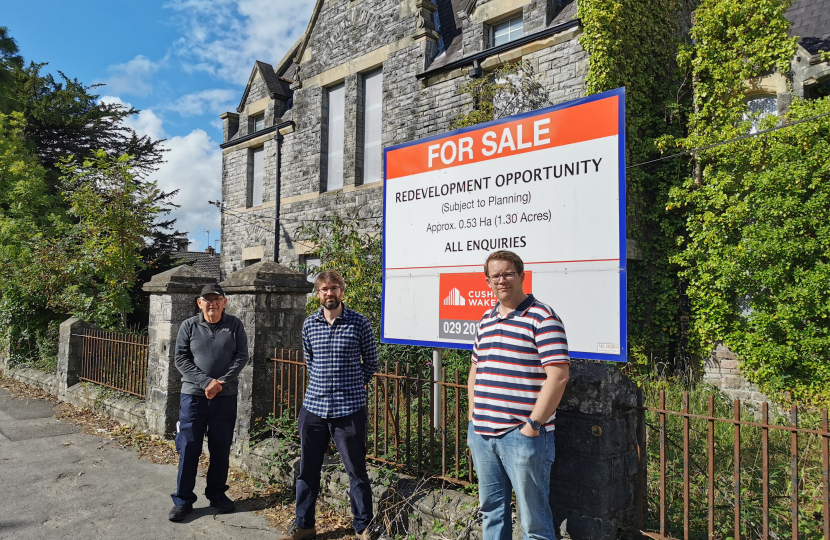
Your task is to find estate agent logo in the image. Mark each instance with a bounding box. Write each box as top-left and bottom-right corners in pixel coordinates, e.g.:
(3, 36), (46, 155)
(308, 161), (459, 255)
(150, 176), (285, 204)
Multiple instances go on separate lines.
(438, 272), (533, 341)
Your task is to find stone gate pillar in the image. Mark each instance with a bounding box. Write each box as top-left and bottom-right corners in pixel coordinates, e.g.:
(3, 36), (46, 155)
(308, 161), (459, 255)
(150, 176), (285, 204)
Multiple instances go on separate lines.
(551, 361), (642, 540)
(142, 265), (216, 436)
(220, 260), (312, 456)
(57, 318), (96, 401)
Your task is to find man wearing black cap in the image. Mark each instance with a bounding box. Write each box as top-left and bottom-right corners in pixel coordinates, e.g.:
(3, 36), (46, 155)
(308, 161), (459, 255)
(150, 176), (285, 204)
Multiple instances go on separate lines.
(168, 283), (249, 522)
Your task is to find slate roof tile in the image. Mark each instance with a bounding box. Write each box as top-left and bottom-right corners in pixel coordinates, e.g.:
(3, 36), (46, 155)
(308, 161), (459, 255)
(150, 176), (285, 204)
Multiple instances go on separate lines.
(173, 252), (221, 280)
(787, 0), (830, 55)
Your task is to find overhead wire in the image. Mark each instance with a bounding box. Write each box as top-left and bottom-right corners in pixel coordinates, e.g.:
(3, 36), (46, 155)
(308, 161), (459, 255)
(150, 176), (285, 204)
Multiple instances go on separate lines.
(626, 111), (830, 169)
(212, 204), (382, 238)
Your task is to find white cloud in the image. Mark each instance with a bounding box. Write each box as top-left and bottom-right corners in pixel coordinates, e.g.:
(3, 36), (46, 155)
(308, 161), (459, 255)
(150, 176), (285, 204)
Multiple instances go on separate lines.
(165, 0), (316, 83)
(150, 129), (222, 251)
(162, 88), (238, 117)
(99, 96), (221, 251)
(98, 55), (164, 97)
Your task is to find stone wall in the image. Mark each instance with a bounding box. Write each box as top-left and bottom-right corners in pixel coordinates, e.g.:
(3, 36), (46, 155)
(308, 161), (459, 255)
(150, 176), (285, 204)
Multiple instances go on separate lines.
(702, 343), (769, 411)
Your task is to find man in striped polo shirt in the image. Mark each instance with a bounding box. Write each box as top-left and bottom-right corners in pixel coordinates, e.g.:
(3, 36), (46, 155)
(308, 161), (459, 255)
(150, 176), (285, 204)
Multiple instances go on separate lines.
(467, 250), (570, 540)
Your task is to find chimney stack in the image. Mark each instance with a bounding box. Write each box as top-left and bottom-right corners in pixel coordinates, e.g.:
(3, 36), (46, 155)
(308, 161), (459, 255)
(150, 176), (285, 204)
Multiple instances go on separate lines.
(206, 246), (216, 255)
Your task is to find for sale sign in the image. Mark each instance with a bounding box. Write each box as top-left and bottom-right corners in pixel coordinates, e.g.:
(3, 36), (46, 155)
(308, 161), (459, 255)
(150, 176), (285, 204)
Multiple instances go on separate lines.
(381, 88), (627, 361)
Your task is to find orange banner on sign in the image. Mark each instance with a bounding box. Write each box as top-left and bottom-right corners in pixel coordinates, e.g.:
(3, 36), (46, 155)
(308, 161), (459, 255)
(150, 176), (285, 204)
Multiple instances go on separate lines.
(386, 96), (618, 180)
(439, 272), (534, 322)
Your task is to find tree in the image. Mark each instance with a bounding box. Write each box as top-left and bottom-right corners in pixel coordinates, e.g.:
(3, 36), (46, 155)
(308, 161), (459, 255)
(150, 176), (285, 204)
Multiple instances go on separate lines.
(0, 112), (65, 364)
(452, 61), (549, 129)
(32, 151), (168, 328)
(8, 63), (165, 180)
(0, 27), (24, 113)
(0, 27), (183, 337)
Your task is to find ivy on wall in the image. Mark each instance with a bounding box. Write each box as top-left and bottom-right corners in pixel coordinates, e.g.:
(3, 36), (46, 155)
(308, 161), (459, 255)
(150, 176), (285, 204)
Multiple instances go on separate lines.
(578, 0), (693, 368)
(669, 0), (830, 405)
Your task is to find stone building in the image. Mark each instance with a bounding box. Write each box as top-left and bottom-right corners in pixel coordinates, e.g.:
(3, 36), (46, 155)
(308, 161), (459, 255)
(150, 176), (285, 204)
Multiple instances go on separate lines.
(744, 0), (830, 119)
(218, 0), (585, 277)
(216, 0), (830, 379)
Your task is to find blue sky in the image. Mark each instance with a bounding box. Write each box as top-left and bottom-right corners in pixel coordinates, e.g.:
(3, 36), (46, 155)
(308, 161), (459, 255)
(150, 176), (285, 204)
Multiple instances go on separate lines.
(1, 0), (316, 251)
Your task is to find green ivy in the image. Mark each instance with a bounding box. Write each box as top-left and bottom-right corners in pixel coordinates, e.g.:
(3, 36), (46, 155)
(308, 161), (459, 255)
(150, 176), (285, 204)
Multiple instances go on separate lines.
(669, 0), (830, 405)
(578, 0), (692, 368)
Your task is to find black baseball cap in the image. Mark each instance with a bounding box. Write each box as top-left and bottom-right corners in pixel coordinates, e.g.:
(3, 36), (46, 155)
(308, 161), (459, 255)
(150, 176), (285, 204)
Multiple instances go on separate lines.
(200, 283), (225, 297)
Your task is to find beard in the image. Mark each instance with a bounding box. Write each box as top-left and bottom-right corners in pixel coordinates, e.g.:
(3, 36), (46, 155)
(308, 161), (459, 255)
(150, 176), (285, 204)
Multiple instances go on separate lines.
(322, 298), (341, 310)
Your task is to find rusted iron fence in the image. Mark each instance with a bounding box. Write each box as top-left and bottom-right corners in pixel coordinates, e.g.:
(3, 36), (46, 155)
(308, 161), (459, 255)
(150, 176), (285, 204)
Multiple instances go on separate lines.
(79, 329), (149, 398)
(271, 349), (473, 484)
(631, 390), (830, 540)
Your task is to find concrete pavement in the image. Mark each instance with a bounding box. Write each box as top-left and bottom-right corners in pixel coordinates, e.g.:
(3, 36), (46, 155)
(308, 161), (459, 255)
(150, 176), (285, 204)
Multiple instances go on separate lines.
(0, 386), (277, 539)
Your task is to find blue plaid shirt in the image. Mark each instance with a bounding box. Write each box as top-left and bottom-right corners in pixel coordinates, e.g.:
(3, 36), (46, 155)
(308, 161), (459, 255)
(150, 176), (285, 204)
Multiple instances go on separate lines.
(301, 305), (379, 418)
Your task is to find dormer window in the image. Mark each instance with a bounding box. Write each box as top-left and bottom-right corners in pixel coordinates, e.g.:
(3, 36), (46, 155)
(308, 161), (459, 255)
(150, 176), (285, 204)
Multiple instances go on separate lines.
(251, 113), (265, 133)
(491, 16), (523, 47)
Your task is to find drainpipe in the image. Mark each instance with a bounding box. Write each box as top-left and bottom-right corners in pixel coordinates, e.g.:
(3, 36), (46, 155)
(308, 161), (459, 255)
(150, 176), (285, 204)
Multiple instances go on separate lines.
(274, 131), (283, 263)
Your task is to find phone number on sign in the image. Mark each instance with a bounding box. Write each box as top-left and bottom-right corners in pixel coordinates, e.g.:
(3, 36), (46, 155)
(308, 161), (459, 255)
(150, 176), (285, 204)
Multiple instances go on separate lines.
(442, 321), (477, 336)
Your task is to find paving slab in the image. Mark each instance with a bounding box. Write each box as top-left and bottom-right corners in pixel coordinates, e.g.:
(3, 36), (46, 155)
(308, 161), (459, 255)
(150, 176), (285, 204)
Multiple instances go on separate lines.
(0, 387), (278, 540)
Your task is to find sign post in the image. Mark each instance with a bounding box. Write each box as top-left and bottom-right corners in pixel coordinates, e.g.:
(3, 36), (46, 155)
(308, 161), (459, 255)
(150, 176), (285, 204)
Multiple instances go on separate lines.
(382, 88), (627, 361)
(432, 348), (442, 429)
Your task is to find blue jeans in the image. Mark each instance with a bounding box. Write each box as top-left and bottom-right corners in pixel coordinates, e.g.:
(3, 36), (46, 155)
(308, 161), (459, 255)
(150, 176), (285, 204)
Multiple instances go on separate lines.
(467, 422), (557, 540)
(171, 394), (237, 507)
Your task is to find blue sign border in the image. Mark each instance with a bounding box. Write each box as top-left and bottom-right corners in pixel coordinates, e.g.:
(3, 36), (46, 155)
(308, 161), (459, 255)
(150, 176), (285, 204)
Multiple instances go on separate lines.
(380, 87), (627, 362)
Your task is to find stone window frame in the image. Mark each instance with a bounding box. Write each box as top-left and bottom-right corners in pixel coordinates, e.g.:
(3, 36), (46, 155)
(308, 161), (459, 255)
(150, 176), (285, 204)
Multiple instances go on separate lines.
(489, 13), (524, 48)
(298, 253), (322, 285)
(356, 67), (384, 186)
(250, 113), (265, 134)
(320, 81), (347, 193)
(247, 145), (265, 208)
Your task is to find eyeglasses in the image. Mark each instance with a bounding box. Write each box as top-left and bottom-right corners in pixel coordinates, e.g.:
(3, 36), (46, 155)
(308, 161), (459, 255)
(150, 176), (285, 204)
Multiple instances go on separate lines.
(200, 297), (224, 304)
(317, 286), (342, 294)
(488, 272), (518, 282)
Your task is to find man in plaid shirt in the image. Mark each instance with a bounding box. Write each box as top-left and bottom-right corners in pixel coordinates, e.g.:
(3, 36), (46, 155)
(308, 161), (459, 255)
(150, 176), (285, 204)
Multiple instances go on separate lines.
(280, 270), (379, 540)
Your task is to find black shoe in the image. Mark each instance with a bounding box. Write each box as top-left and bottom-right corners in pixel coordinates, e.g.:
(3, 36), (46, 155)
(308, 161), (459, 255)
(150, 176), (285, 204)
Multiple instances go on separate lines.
(168, 504), (193, 522)
(209, 496), (236, 513)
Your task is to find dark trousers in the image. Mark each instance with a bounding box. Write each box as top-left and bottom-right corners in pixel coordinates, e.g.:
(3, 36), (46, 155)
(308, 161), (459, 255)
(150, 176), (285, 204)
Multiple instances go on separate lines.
(171, 394), (237, 507)
(295, 406), (373, 532)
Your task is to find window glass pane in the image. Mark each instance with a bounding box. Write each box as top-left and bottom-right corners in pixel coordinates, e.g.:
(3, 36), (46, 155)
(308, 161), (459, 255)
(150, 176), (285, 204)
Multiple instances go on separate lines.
(510, 17), (523, 33)
(493, 16), (522, 47)
(251, 146), (264, 207)
(326, 83), (345, 191)
(744, 96), (777, 134)
(510, 18), (523, 41)
(253, 114), (264, 132)
(362, 70), (383, 184)
(494, 32), (510, 46)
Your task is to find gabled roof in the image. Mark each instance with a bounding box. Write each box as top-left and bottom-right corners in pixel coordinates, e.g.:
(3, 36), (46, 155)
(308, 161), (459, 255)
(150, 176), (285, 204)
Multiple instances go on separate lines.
(787, 0), (830, 56)
(173, 252), (221, 280)
(275, 34), (305, 81)
(236, 61), (292, 113)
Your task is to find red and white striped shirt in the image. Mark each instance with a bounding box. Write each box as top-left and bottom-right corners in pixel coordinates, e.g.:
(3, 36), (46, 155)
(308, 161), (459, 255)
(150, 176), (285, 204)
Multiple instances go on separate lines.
(471, 294), (570, 437)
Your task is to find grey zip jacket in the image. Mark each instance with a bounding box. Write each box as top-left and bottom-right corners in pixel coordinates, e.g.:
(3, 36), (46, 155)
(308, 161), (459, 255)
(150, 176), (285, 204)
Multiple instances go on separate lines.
(174, 312), (249, 397)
